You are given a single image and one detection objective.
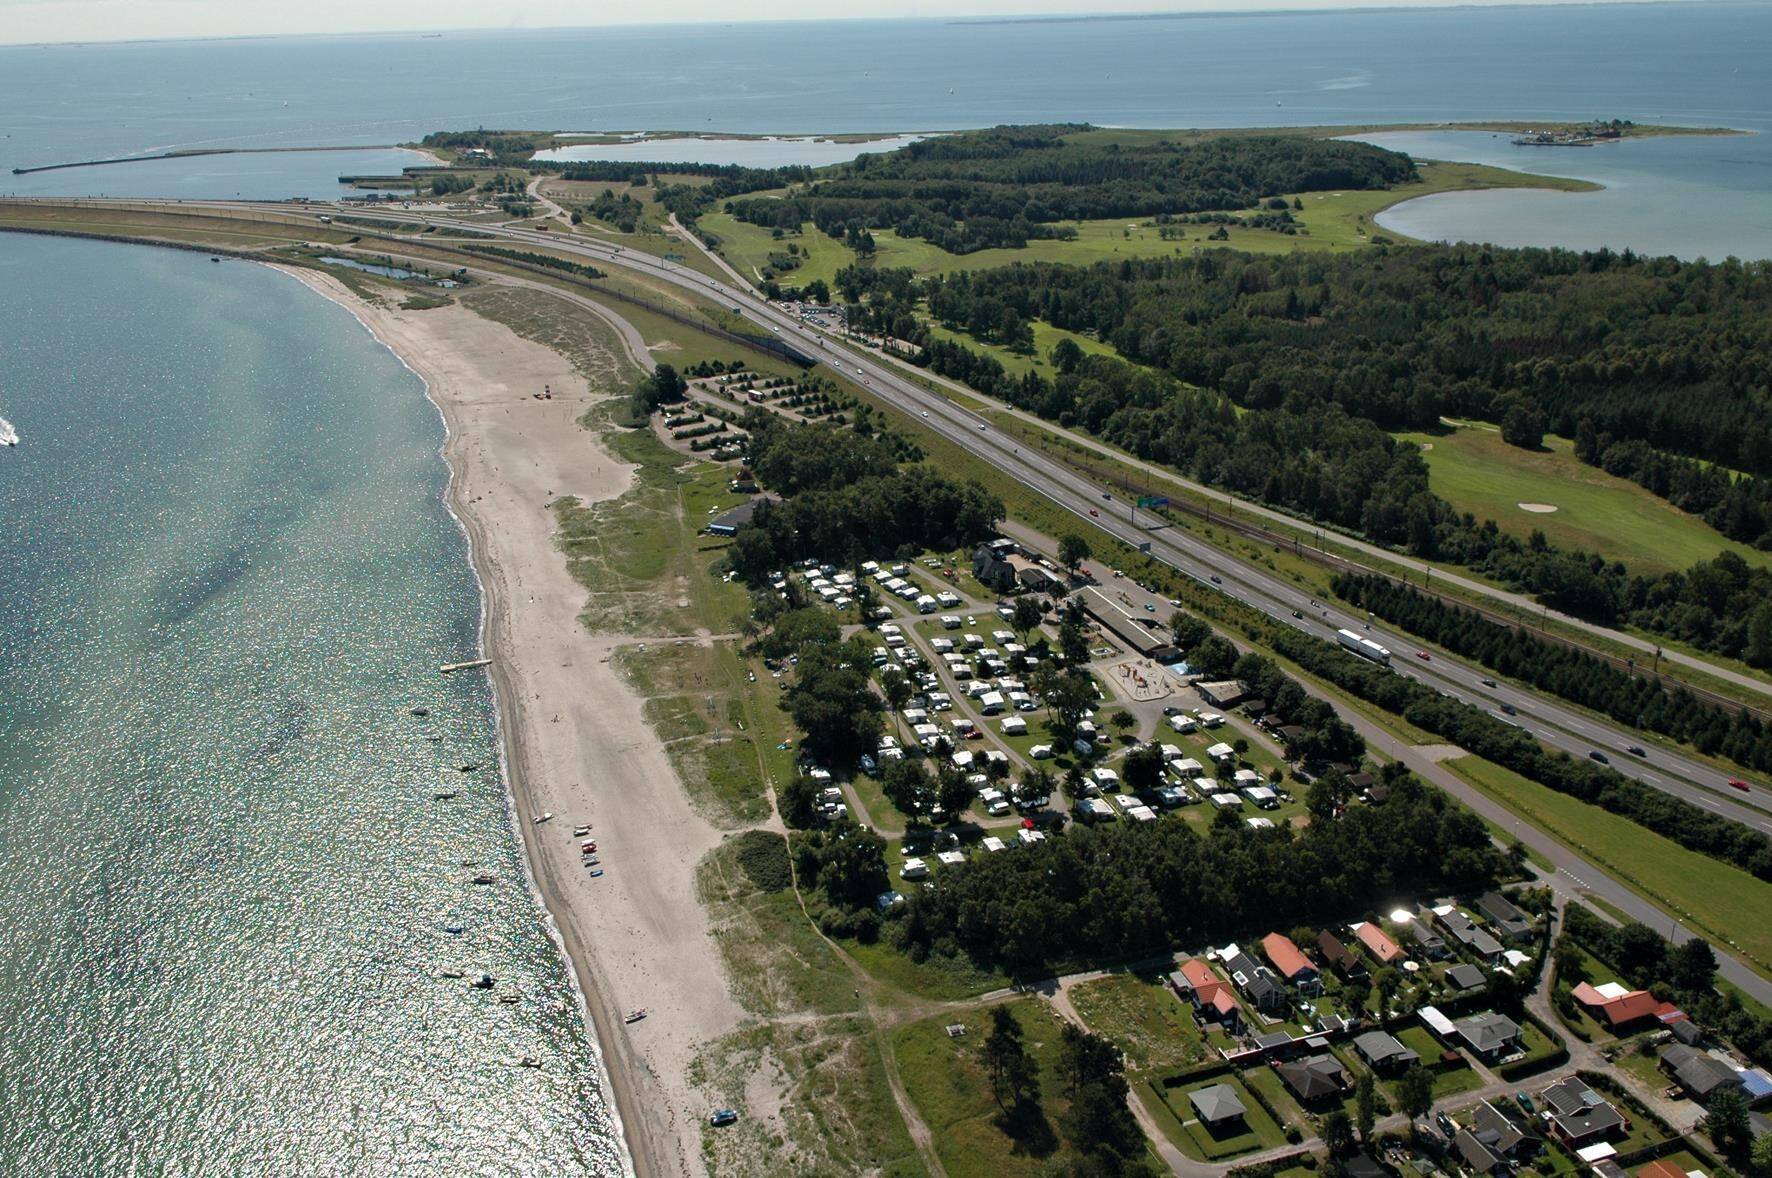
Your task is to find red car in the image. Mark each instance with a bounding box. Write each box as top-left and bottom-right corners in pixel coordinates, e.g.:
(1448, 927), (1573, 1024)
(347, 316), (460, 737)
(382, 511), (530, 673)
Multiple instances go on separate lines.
(1729, 779), (1751, 792)
(1415, 651), (1431, 661)
(1088, 508), (1100, 517)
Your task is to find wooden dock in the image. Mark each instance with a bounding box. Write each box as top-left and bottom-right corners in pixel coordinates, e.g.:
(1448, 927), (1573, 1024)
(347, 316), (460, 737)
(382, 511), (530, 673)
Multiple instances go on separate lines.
(439, 658), (493, 675)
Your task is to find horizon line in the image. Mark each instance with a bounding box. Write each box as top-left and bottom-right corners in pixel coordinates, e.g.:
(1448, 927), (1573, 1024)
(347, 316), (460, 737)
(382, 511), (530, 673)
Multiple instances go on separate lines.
(0, 0), (1755, 51)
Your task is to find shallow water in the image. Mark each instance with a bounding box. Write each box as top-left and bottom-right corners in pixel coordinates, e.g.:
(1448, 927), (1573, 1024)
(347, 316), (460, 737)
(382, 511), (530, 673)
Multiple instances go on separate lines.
(0, 235), (623, 1175)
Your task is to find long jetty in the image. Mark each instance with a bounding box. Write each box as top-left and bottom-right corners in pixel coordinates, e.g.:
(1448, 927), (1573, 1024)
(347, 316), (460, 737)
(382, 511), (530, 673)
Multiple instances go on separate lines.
(12, 145), (405, 176)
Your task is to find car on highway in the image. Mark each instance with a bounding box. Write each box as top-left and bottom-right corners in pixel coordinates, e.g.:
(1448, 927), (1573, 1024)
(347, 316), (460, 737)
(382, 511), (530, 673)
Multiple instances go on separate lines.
(1145, 603), (1156, 612)
(1589, 750), (1610, 764)
(1481, 677), (1496, 687)
(1209, 575), (1223, 585)
(1500, 702), (1517, 715)
(1729, 779), (1752, 792)
(921, 410), (929, 417)
(1088, 508), (1099, 517)
(1290, 610), (1302, 619)
(1626, 744), (1646, 757)
(1415, 650), (1431, 661)
(1101, 492), (1111, 500)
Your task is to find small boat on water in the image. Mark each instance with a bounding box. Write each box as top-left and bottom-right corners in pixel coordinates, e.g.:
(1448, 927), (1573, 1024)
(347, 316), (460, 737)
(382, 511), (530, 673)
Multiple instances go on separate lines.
(472, 873), (496, 885)
(624, 1008), (647, 1024)
(434, 791), (458, 800)
(499, 994), (521, 1005)
(471, 973), (495, 989)
(0, 417), (18, 448)
(410, 706), (429, 717)
(441, 969), (466, 979)
(443, 925), (465, 935)
(517, 1056), (542, 1068)
(458, 763), (479, 773)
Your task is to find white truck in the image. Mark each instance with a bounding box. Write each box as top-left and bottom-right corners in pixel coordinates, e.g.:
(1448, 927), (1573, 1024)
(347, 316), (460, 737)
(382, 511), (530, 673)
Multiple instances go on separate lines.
(1336, 628), (1392, 666)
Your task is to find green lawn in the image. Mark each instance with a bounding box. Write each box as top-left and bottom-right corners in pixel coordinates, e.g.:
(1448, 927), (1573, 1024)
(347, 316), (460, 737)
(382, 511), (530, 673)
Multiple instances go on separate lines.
(924, 318), (1128, 382)
(1147, 1074), (1291, 1161)
(698, 212), (856, 288)
(1444, 755), (1772, 973)
(891, 1000), (1087, 1178)
(1067, 972), (1214, 1073)
(1397, 424), (1768, 576)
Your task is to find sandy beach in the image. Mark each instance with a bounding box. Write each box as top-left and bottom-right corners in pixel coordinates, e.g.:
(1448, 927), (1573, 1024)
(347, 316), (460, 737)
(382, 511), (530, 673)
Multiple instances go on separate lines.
(271, 267), (743, 1177)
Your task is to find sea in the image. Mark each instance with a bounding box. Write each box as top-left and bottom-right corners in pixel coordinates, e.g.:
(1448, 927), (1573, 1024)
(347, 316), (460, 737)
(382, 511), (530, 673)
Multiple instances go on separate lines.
(0, 4), (1768, 1173)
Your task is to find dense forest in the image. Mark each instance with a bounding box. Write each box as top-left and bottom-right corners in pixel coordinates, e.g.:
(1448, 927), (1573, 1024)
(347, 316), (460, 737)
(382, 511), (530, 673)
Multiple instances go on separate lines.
(1578, 430), (1772, 550)
(920, 247), (1772, 472)
(723, 125), (1416, 254)
(889, 768), (1499, 970)
(723, 411), (1003, 581)
(1334, 573), (1772, 773)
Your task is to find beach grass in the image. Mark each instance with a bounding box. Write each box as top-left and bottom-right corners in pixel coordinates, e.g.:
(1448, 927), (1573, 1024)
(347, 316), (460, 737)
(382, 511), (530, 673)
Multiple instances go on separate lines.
(1444, 755), (1772, 971)
(691, 1015), (923, 1178)
(1397, 423), (1769, 575)
(891, 999), (1095, 1178)
(697, 834), (860, 1017)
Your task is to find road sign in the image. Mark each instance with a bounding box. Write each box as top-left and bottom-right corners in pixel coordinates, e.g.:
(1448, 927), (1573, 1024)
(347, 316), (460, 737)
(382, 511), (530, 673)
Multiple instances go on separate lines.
(1136, 495), (1169, 509)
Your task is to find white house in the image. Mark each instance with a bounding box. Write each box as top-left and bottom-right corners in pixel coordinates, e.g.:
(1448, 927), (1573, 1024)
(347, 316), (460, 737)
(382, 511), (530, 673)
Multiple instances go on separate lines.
(1210, 792), (1244, 810)
(1001, 715), (1028, 736)
(1030, 743), (1054, 759)
(1206, 742), (1237, 762)
(1168, 714), (1198, 734)
(901, 857), (929, 880)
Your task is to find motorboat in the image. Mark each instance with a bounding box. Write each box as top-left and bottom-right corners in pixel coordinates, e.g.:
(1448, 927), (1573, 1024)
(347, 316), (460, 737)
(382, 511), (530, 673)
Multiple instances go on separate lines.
(441, 969), (465, 979)
(471, 973), (495, 989)
(572, 825), (592, 837)
(624, 1008), (647, 1024)
(0, 418), (17, 447)
(471, 873), (496, 885)
(531, 812), (553, 825)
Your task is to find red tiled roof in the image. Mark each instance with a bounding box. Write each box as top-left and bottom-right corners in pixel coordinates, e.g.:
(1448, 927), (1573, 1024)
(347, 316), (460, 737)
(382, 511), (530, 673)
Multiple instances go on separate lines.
(1179, 959), (1237, 1014)
(1355, 922), (1403, 963)
(1636, 1159), (1688, 1178)
(1573, 983), (1662, 1026)
(1262, 932), (1317, 980)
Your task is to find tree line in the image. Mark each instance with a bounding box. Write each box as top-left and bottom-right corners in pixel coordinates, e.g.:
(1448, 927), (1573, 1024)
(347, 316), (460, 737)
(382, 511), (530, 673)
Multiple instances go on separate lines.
(721, 125), (1414, 255)
(723, 413), (1003, 584)
(884, 769), (1499, 971)
(1249, 619), (1772, 881)
(1578, 427), (1772, 552)
(1334, 573), (1772, 774)
(1563, 904), (1771, 1070)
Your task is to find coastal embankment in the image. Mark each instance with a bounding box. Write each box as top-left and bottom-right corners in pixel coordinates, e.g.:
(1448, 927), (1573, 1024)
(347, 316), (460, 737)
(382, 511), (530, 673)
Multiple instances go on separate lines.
(271, 266), (743, 1177)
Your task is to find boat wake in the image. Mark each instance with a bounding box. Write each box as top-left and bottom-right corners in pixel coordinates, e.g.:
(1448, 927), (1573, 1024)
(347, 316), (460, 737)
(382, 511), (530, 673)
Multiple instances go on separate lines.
(0, 416), (17, 447)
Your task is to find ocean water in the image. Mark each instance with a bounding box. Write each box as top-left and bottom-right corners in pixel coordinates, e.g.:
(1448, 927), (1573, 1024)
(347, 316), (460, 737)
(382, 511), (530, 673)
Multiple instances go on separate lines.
(0, 7), (1769, 1173)
(1, 3), (1770, 258)
(1356, 129), (1772, 261)
(0, 236), (622, 1175)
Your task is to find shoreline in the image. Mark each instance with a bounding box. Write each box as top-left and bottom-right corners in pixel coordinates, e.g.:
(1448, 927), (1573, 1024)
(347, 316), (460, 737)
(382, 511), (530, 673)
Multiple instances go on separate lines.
(267, 265), (741, 1178)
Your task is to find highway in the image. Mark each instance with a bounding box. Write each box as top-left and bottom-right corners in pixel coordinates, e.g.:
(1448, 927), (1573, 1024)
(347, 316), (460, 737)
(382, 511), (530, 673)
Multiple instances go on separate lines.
(12, 193), (1769, 998)
(34, 196), (1772, 833)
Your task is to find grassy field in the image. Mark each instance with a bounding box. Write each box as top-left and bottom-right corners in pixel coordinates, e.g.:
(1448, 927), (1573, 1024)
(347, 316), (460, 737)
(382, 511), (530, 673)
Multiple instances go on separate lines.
(1444, 755), (1772, 972)
(691, 159), (1597, 283)
(924, 319), (1128, 381)
(1397, 424), (1769, 575)
(697, 211), (855, 288)
(1066, 972), (1216, 1073)
(892, 999), (1097, 1178)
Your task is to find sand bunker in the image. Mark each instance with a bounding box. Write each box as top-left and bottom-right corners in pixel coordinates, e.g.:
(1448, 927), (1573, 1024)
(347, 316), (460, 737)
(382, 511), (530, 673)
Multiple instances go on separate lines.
(1517, 502), (1560, 513)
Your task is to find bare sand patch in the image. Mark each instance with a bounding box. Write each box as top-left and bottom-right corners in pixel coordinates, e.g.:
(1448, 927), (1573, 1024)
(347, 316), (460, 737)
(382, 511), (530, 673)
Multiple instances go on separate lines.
(1517, 501), (1560, 513)
(270, 267), (741, 1178)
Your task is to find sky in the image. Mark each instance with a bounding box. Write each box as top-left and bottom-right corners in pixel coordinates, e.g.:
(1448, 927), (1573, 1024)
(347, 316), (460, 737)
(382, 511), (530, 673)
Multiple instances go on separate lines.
(0, 0), (1700, 48)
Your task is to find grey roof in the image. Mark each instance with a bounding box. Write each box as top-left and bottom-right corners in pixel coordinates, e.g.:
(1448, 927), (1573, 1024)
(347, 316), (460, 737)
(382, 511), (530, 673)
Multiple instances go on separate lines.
(1456, 1012), (1522, 1055)
(1254, 1030), (1294, 1051)
(707, 497), (773, 533)
(1471, 1100), (1534, 1155)
(1445, 963), (1487, 992)
(1475, 891), (1533, 937)
(1451, 923), (1505, 959)
(1278, 1054), (1349, 1101)
(1455, 1128), (1504, 1173)
(1541, 1077), (1625, 1142)
(1671, 1018), (1704, 1045)
(1354, 1030), (1419, 1067)
(1662, 1044), (1745, 1099)
(1408, 921), (1448, 954)
(1190, 1083), (1248, 1124)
